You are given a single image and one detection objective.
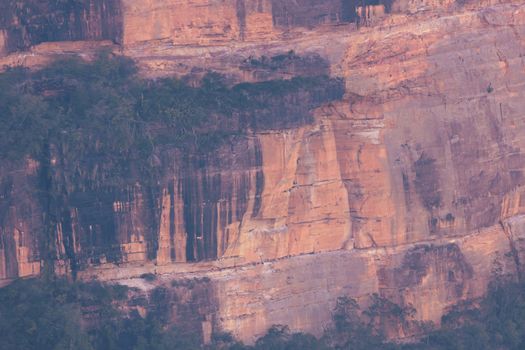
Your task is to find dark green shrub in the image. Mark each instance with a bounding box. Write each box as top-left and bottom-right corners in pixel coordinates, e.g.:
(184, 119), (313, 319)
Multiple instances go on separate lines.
(140, 273), (157, 281)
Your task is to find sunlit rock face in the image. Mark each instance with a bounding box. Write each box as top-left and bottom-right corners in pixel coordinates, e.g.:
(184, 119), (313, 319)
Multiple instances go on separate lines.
(0, 0), (398, 54)
(113, 0), (394, 45)
(2, 0), (525, 344)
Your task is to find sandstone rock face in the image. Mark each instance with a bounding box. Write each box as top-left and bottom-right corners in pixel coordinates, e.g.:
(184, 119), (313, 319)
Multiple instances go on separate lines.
(96, 221), (521, 343)
(1, 0), (525, 344)
(340, 1), (525, 248)
(0, 30), (7, 56)
(0, 0), (122, 53)
(0, 0), (398, 56)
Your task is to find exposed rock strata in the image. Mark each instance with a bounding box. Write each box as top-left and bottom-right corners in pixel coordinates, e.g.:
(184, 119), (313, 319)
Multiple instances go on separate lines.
(1, 0), (525, 344)
(0, 0), (122, 53)
(93, 220), (523, 343)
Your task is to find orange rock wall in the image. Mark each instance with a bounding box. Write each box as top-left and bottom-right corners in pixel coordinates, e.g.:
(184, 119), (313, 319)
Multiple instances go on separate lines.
(1, 0), (525, 344)
(127, 1), (525, 340)
(121, 0), (276, 45)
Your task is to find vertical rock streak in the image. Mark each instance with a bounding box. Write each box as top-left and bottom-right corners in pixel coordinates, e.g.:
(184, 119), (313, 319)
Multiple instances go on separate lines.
(0, 0), (122, 53)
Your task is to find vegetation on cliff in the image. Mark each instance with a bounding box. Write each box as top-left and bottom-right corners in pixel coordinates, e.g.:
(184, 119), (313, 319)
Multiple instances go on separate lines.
(0, 278), (202, 350)
(0, 51), (343, 174)
(1, 275), (525, 349)
(248, 276), (525, 350)
(0, 52), (344, 270)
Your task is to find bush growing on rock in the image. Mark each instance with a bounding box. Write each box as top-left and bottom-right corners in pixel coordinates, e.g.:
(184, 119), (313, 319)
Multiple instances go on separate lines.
(2, 275), (525, 349)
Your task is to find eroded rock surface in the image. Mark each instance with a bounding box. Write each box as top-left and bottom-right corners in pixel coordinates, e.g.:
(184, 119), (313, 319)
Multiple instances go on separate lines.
(1, 0), (525, 344)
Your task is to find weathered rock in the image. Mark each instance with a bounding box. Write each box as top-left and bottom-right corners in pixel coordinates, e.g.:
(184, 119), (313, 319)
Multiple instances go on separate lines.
(0, 0), (122, 53)
(1, 0), (525, 344)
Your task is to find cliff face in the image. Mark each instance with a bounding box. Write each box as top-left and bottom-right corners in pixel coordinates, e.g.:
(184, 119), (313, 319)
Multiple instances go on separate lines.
(0, 74), (345, 279)
(1, 0), (525, 344)
(116, 0), (394, 45)
(0, 0), (122, 53)
(0, 0), (386, 53)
